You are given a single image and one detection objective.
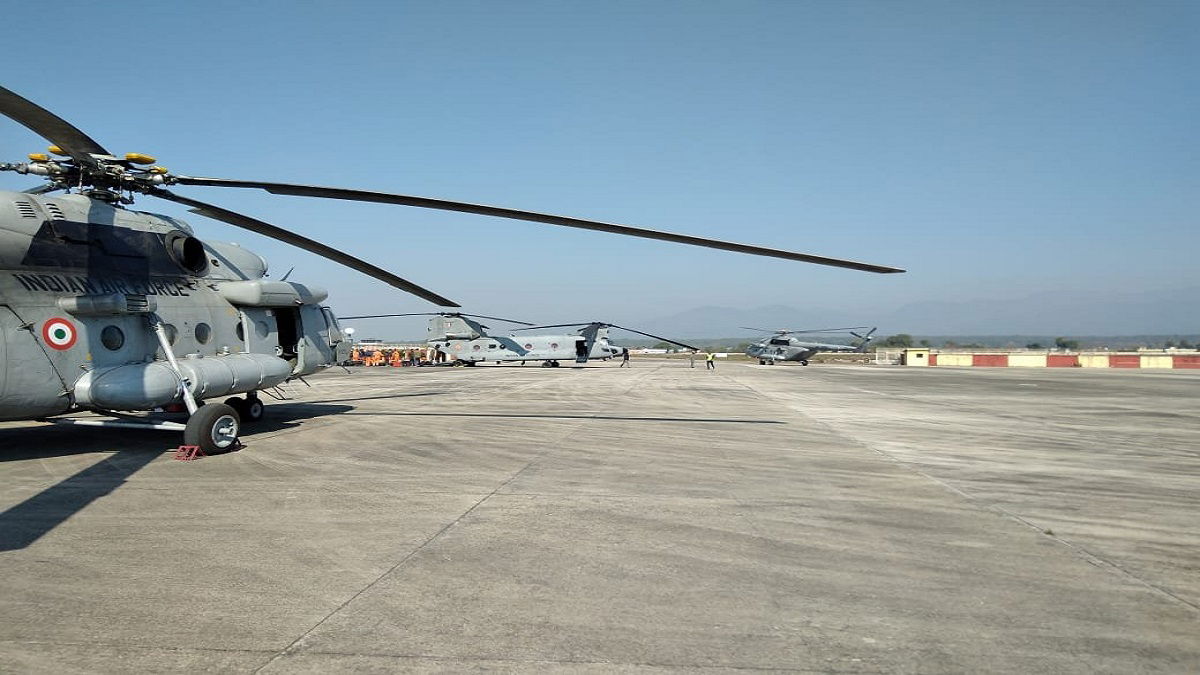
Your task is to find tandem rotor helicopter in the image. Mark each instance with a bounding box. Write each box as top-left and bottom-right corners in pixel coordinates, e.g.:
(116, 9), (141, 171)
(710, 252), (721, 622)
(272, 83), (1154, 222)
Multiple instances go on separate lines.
(343, 312), (696, 367)
(0, 85), (904, 453)
(744, 326), (878, 365)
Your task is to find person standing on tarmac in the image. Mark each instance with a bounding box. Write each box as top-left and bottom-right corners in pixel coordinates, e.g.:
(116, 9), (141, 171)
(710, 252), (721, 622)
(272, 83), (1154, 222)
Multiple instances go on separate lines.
(620, 347), (630, 367)
(706, 351), (716, 370)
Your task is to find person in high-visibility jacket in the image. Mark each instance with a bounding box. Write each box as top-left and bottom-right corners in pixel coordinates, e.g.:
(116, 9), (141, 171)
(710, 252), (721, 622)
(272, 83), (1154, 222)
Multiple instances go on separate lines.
(706, 351), (716, 370)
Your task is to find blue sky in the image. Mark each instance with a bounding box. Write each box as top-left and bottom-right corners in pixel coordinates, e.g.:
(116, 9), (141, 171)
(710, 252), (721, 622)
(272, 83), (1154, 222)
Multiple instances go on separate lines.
(2, 1), (1196, 336)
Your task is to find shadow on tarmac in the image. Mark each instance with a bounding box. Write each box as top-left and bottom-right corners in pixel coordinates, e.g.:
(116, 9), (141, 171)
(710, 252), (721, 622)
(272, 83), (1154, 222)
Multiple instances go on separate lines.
(0, 403), (352, 551)
(344, 411), (784, 424)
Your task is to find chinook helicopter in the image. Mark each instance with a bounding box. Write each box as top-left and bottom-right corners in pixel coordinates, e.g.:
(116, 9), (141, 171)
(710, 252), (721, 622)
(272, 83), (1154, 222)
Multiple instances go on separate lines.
(510, 322), (697, 367)
(340, 311), (535, 365)
(0, 85), (903, 453)
(744, 326), (878, 365)
(341, 314), (691, 367)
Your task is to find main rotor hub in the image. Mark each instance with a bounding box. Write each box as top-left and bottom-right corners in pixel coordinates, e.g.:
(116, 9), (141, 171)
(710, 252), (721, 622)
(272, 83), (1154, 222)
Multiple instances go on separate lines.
(0, 147), (175, 199)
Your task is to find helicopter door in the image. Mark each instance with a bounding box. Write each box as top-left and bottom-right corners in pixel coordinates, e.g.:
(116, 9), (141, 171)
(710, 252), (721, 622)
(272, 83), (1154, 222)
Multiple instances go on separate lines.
(294, 305), (335, 373)
(274, 307), (301, 363)
(0, 309), (7, 399)
(320, 306), (350, 363)
(0, 306), (65, 417)
(575, 337), (588, 360)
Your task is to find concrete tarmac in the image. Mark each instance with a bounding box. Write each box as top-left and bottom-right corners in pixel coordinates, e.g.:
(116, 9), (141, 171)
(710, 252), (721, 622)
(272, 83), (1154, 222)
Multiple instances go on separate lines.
(1, 361), (1197, 673)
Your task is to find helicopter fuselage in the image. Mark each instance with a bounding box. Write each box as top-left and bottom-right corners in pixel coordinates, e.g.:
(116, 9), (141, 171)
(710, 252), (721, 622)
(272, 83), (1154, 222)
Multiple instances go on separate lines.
(0, 190), (348, 422)
(422, 316), (620, 365)
(745, 336), (862, 365)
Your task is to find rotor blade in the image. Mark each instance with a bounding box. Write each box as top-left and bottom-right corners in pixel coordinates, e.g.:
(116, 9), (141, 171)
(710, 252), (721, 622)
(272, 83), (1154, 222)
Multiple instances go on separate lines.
(512, 322), (596, 332)
(783, 326), (872, 335)
(22, 184), (58, 195)
(146, 189), (461, 307)
(458, 313), (535, 326)
(173, 177), (905, 274)
(339, 313), (441, 320)
(0, 86), (109, 166)
(338, 312), (533, 325)
(740, 326), (785, 333)
(607, 324), (699, 351)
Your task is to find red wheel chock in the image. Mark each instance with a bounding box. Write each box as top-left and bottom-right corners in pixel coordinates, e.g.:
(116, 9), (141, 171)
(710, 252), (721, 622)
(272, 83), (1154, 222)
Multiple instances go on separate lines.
(173, 445), (206, 461)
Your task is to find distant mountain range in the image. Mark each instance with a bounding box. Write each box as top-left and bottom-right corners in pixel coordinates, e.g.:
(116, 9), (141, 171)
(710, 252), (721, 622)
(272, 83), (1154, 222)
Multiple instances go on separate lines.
(628, 287), (1200, 338)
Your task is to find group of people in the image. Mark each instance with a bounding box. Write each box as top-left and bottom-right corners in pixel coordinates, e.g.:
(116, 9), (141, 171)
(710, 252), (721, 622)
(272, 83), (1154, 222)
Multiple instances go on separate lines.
(350, 347), (425, 367)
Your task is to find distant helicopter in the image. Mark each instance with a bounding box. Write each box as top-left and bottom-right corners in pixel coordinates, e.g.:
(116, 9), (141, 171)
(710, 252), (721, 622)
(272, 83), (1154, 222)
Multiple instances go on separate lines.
(510, 321), (697, 367)
(340, 312), (535, 364)
(0, 84), (902, 453)
(744, 327), (878, 365)
(343, 314), (692, 367)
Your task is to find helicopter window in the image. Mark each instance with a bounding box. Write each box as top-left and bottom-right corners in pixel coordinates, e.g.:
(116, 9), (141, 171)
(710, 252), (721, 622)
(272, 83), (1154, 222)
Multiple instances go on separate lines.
(236, 322), (245, 342)
(472, 344), (481, 351)
(101, 325), (125, 351)
(195, 323), (211, 345)
(488, 344), (497, 349)
(550, 343), (558, 349)
(769, 338), (790, 345)
(524, 343), (533, 350)
(163, 324), (179, 345)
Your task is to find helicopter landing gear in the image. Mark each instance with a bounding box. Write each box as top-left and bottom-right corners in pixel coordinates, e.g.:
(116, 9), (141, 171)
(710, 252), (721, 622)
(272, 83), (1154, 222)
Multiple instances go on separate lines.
(759, 359), (767, 365)
(225, 393), (265, 424)
(541, 360), (560, 368)
(799, 359), (809, 366)
(183, 403), (242, 454)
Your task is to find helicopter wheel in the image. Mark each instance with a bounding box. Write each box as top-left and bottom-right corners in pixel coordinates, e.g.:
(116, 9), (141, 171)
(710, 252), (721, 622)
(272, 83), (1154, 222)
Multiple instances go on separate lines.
(800, 360), (809, 366)
(184, 403), (242, 454)
(551, 360), (560, 368)
(225, 394), (265, 424)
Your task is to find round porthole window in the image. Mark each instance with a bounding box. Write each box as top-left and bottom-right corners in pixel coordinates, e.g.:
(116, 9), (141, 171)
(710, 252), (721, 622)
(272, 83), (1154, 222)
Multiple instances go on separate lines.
(550, 343), (558, 349)
(163, 324), (178, 345)
(195, 323), (211, 344)
(472, 344), (481, 351)
(101, 325), (125, 351)
(524, 343), (533, 350)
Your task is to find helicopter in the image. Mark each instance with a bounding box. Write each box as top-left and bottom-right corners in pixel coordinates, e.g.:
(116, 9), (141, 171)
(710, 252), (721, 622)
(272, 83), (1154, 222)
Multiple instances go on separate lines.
(744, 326), (878, 365)
(0, 84), (903, 453)
(342, 314), (693, 367)
(508, 321), (698, 367)
(340, 311), (536, 365)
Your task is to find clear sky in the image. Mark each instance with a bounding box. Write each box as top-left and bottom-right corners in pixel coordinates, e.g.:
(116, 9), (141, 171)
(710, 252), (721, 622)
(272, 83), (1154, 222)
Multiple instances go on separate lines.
(2, 1), (1196, 337)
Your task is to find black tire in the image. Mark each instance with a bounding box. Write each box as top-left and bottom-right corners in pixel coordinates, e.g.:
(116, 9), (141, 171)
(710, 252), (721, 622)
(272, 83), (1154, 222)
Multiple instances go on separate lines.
(223, 396), (265, 424)
(550, 360), (560, 368)
(184, 403), (241, 454)
(800, 360), (809, 366)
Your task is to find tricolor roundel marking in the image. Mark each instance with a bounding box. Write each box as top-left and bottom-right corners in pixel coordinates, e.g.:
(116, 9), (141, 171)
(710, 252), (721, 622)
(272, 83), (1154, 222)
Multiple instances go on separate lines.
(42, 318), (78, 350)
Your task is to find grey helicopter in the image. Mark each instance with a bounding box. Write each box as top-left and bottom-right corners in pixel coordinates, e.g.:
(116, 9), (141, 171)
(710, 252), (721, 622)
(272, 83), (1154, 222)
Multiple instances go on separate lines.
(342, 313), (693, 367)
(744, 326), (878, 365)
(0, 84), (903, 453)
(339, 311), (537, 365)
(508, 321), (698, 367)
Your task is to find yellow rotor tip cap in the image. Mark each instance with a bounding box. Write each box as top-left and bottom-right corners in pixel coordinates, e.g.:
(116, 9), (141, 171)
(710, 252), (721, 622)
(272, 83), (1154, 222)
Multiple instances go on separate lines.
(149, 166), (169, 174)
(47, 145), (68, 156)
(124, 152), (156, 164)
(28, 153), (49, 162)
